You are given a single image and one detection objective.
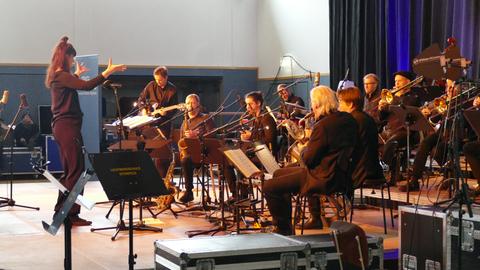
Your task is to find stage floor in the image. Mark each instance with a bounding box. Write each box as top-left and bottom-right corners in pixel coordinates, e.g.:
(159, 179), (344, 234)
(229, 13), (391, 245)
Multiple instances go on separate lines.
(0, 178), (416, 270)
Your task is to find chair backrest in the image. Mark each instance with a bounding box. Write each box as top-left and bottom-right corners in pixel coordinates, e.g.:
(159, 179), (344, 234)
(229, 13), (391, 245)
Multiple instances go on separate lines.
(330, 221), (369, 270)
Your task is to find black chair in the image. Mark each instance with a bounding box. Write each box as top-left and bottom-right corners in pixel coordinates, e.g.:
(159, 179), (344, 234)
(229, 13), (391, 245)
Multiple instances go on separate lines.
(351, 177), (394, 234)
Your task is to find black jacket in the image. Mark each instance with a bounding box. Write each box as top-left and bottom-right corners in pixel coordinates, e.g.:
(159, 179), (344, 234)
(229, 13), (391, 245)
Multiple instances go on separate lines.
(350, 110), (384, 187)
(301, 111), (358, 195)
(138, 81), (178, 138)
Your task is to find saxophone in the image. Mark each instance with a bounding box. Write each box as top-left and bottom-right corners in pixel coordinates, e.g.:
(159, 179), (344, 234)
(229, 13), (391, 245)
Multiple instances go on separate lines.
(155, 151), (178, 210)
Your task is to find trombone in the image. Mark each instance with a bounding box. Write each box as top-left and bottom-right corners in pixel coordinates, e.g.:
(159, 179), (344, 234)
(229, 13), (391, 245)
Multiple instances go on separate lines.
(367, 75), (424, 113)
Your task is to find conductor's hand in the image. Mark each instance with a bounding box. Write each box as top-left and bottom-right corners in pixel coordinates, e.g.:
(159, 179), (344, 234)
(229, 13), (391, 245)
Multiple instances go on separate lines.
(102, 58), (127, 78)
(74, 61), (89, 77)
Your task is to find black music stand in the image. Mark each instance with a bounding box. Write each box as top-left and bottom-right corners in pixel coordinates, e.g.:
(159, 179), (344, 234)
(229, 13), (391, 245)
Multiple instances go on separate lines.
(390, 105), (434, 202)
(89, 151), (169, 270)
(183, 138), (233, 237)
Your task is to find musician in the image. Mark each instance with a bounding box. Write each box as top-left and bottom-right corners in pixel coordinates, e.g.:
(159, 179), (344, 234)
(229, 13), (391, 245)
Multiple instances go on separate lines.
(13, 113), (39, 148)
(137, 66), (178, 178)
(241, 91), (278, 155)
(45, 36), (126, 226)
(263, 86), (358, 235)
(378, 71), (421, 184)
(338, 87), (384, 187)
(363, 73), (381, 123)
(177, 94), (215, 203)
(398, 80), (457, 191)
(137, 66), (178, 140)
(277, 84), (305, 118)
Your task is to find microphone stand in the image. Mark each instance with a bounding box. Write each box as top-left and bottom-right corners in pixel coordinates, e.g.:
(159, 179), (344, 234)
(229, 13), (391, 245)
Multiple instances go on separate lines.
(0, 100), (40, 210)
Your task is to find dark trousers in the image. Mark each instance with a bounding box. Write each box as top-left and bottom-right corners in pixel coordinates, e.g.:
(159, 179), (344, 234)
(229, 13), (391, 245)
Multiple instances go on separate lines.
(464, 141), (480, 183)
(53, 118), (84, 216)
(411, 131), (447, 180)
(263, 167), (307, 233)
(181, 156), (237, 195)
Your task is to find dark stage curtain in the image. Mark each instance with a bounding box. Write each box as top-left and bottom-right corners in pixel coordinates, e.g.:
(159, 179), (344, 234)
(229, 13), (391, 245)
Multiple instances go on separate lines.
(329, 0), (480, 91)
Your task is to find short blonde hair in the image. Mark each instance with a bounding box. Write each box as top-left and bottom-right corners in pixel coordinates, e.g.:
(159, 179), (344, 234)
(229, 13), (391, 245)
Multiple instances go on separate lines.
(310, 85), (338, 117)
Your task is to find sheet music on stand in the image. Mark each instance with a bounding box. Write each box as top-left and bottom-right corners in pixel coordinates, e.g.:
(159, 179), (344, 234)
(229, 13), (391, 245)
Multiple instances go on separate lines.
(222, 148), (262, 179)
(254, 144), (280, 175)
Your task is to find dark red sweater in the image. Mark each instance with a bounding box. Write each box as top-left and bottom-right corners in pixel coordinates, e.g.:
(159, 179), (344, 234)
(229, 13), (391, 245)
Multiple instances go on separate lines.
(50, 71), (105, 124)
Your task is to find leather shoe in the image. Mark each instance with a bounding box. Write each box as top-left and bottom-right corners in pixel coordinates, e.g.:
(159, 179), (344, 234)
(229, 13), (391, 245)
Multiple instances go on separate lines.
(296, 217), (323, 229)
(179, 191), (194, 203)
(272, 226), (294, 236)
(397, 180), (419, 192)
(69, 216), (92, 226)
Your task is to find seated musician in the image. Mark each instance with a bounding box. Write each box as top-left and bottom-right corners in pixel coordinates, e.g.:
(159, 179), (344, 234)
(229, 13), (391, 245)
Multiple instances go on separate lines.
(137, 66), (178, 178)
(301, 86), (383, 230)
(398, 79), (457, 191)
(277, 84), (305, 118)
(337, 87), (384, 187)
(13, 113), (40, 148)
(178, 94), (238, 203)
(263, 86), (358, 236)
(240, 91), (278, 155)
(463, 96), (480, 196)
(178, 94), (215, 203)
(277, 84), (306, 160)
(363, 73), (382, 126)
(378, 71), (421, 184)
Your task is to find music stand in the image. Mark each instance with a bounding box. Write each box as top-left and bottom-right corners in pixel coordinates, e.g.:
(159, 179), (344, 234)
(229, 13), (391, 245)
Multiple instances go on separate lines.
(389, 105), (434, 202)
(89, 151), (169, 270)
(183, 138), (234, 237)
(37, 165), (95, 270)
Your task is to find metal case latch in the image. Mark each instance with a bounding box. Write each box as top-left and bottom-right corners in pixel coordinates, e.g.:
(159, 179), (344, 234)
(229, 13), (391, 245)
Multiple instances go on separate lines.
(280, 252), (298, 270)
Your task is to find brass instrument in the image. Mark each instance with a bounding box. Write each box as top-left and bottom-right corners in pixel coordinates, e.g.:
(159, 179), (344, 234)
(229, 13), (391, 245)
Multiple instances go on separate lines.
(178, 111), (190, 160)
(155, 151), (178, 210)
(379, 75), (424, 105)
(278, 119), (305, 141)
(428, 86), (480, 122)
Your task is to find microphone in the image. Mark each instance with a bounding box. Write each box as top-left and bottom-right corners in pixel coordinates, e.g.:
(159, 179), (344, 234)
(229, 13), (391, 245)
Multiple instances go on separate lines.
(0, 90), (9, 105)
(102, 80), (122, 90)
(20, 94), (29, 109)
(299, 112), (314, 124)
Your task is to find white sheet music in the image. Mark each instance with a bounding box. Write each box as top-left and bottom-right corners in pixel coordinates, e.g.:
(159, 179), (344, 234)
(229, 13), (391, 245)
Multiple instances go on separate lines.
(254, 144), (280, 174)
(223, 148), (261, 178)
(109, 115), (158, 130)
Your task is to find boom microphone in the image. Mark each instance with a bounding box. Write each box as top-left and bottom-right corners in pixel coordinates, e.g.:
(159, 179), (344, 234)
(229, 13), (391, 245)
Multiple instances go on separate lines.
(102, 80), (122, 90)
(20, 93), (29, 109)
(0, 90), (9, 105)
